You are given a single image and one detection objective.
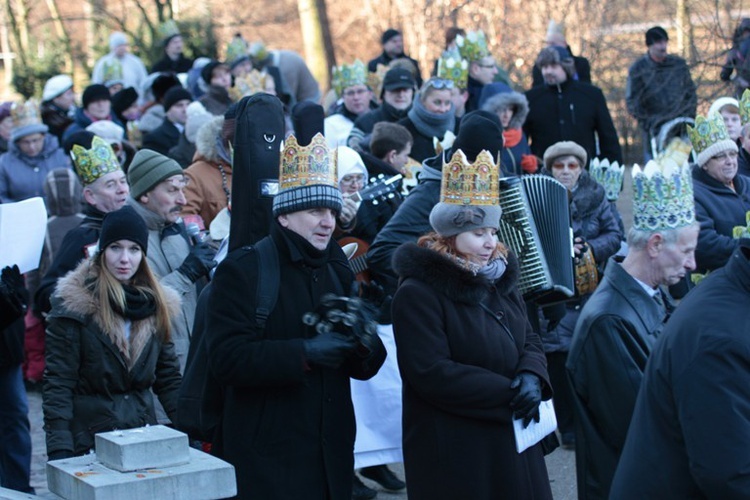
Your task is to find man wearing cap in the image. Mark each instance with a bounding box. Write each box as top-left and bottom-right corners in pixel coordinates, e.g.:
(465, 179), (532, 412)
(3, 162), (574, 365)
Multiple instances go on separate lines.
(524, 46), (622, 164)
(206, 131), (385, 499)
(41, 75), (75, 142)
(325, 60), (375, 148)
(151, 32), (193, 74)
(62, 84), (125, 142)
(531, 20), (591, 87)
(626, 26), (697, 162)
(368, 29), (423, 88)
(128, 149), (216, 374)
(35, 132), (129, 314)
(142, 86), (193, 156)
(91, 32), (148, 92)
(566, 157), (699, 499)
(347, 67), (416, 151)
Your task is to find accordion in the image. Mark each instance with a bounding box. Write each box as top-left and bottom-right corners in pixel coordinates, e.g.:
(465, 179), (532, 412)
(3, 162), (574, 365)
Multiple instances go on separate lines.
(497, 175), (575, 305)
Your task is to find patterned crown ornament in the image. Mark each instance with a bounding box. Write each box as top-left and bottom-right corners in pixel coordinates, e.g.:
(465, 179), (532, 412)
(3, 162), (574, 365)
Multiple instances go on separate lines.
(440, 149), (500, 206)
(366, 63), (389, 101)
(631, 159), (695, 232)
(331, 60), (367, 96)
(226, 37), (249, 66)
(589, 158), (624, 202)
(230, 70), (268, 100)
(437, 55), (469, 89)
(279, 133), (337, 190)
(70, 135), (121, 185)
(687, 112), (738, 166)
(740, 89), (750, 125)
(455, 30), (490, 62)
(11, 100), (42, 129)
(158, 20), (180, 40)
(101, 59), (124, 85)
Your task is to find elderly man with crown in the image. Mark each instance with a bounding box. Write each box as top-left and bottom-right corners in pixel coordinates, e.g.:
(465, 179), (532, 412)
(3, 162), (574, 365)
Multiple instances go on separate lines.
(325, 60), (375, 148)
(205, 128), (386, 499)
(390, 116), (553, 498)
(566, 142), (699, 500)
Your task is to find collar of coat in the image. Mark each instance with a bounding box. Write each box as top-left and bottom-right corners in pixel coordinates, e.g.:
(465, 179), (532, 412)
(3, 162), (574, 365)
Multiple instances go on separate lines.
(50, 261), (180, 368)
(392, 242), (520, 304)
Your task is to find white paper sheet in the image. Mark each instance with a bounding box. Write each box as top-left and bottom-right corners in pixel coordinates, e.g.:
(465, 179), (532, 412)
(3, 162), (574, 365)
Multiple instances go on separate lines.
(0, 197), (47, 273)
(513, 399), (558, 453)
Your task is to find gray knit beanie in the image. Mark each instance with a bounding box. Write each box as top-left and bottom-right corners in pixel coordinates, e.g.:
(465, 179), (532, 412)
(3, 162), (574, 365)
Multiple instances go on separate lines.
(429, 203), (502, 238)
(127, 149), (183, 199)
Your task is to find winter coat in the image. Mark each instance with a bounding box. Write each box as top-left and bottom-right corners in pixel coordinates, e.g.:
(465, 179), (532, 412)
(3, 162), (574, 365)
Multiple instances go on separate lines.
(567, 257), (671, 500)
(205, 223), (386, 499)
(271, 49), (321, 104)
(183, 120), (232, 227)
(0, 134), (70, 204)
(692, 166), (750, 273)
(138, 104), (165, 135)
(62, 107), (125, 143)
(43, 262), (182, 457)
(367, 51), (423, 87)
(738, 147), (750, 178)
(198, 86), (233, 117)
(347, 102), (411, 151)
(391, 243), (552, 500)
(539, 169), (623, 352)
(482, 91), (534, 176)
(40, 168), (84, 282)
(532, 53), (592, 87)
(168, 132), (196, 168)
(34, 204), (107, 314)
(525, 79), (622, 164)
(142, 118), (181, 156)
(626, 54), (697, 135)
(41, 102), (74, 142)
(611, 242), (750, 499)
(151, 54), (193, 74)
(325, 104), (368, 148)
(466, 75), (485, 113)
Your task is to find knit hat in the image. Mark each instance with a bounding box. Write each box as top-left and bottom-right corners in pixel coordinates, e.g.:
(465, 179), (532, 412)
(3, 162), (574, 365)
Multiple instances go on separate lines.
(201, 61), (226, 85)
(111, 87), (139, 116)
(429, 148), (502, 237)
(99, 205), (149, 255)
(708, 96), (739, 117)
(127, 149), (184, 199)
(543, 141), (587, 171)
(109, 32), (128, 51)
(645, 26), (668, 46)
(687, 112), (738, 167)
(381, 29), (401, 45)
(82, 84), (111, 109)
(185, 101), (214, 143)
(162, 86), (192, 112)
(536, 46), (574, 76)
(449, 110), (504, 163)
(336, 146), (368, 187)
(42, 75), (73, 102)
(151, 74), (182, 103)
(10, 100), (48, 142)
(86, 120), (125, 144)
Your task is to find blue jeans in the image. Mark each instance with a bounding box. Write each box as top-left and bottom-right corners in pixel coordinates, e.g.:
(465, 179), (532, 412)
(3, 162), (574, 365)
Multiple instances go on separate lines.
(0, 363), (34, 493)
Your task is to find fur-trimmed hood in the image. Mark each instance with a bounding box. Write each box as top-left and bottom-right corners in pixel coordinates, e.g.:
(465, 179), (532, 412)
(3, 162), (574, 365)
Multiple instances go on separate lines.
(392, 242), (521, 304)
(194, 116), (224, 163)
(51, 261), (181, 368)
(482, 91), (529, 129)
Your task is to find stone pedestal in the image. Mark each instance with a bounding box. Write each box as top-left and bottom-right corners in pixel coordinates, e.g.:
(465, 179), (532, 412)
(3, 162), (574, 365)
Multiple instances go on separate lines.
(95, 425), (189, 472)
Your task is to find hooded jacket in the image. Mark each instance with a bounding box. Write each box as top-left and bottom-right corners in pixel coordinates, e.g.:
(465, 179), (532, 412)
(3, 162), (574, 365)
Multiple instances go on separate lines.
(483, 91), (534, 176)
(62, 107), (125, 143)
(0, 134), (70, 204)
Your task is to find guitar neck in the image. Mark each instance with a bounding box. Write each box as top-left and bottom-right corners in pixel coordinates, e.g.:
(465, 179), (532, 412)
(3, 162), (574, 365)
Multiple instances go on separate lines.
(349, 255), (368, 274)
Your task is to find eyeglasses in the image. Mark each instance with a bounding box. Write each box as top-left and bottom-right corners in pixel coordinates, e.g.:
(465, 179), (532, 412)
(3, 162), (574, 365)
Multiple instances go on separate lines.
(423, 78), (454, 91)
(343, 88), (369, 97)
(711, 151), (738, 162)
(476, 63), (496, 69)
(340, 174), (364, 185)
(552, 161), (581, 170)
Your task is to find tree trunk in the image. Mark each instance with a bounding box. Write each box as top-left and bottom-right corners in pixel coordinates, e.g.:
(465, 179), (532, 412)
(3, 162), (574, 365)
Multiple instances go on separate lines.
(298, 0), (335, 90)
(44, 0), (74, 73)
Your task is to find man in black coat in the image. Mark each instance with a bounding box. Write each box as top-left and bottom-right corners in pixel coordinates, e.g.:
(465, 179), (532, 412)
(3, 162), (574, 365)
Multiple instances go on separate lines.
(206, 134), (386, 499)
(525, 47), (622, 165)
(531, 21), (591, 87)
(151, 33), (193, 74)
(142, 86), (192, 156)
(367, 29), (422, 87)
(611, 241), (750, 499)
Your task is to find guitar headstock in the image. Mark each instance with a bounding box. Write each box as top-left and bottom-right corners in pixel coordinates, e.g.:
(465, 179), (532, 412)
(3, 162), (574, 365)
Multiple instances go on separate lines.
(350, 174), (403, 205)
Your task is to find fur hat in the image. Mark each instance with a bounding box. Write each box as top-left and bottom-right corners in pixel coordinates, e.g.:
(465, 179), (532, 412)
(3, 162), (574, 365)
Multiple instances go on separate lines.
(151, 74), (182, 103)
(111, 87), (138, 117)
(42, 75), (73, 102)
(535, 46), (575, 77)
(127, 149), (183, 199)
(162, 86), (192, 112)
(543, 141), (587, 171)
(99, 205), (149, 255)
(645, 26), (668, 46)
(109, 32), (128, 51)
(82, 84), (111, 109)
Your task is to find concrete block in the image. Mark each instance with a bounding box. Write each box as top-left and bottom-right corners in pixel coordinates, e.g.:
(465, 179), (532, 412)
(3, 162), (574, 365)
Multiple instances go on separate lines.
(0, 487), (43, 499)
(95, 425), (189, 472)
(46, 448), (236, 500)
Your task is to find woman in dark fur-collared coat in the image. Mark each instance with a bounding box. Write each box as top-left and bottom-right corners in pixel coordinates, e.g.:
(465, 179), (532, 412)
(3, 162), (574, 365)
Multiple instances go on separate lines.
(391, 174), (553, 500)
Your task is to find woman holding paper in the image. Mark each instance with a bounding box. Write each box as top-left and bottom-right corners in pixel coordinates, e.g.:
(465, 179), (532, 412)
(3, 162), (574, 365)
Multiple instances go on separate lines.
(391, 147), (553, 499)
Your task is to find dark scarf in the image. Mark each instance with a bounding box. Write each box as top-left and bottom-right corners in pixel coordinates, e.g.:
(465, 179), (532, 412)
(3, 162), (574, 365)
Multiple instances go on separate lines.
(382, 101), (410, 122)
(407, 96), (455, 140)
(277, 223), (329, 268)
(111, 285), (157, 321)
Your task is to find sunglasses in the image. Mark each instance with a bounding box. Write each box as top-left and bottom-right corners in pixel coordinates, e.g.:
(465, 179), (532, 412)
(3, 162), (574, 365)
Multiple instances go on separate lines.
(552, 161), (581, 170)
(424, 78), (454, 91)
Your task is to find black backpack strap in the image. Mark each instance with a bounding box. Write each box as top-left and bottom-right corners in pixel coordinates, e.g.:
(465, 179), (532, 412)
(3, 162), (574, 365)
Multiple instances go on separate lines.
(253, 236), (279, 327)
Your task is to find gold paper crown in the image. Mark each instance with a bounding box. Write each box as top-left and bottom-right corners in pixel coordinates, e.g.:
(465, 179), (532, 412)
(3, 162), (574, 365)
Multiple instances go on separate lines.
(11, 100), (42, 129)
(158, 20), (180, 40)
(230, 70), (268, 100)
(440, 149), (500, 206)
(70, 135), (121, 185)
(455, 30), (490, 62)
(437, 55), (469, 89)
(331, 60), (367, 96)
(740, 89), (750, 125)
(279, 133), (337, 190)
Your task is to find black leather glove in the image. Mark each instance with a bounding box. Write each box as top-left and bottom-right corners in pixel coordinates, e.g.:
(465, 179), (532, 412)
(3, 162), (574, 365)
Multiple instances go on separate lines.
(0, 265), (28, 316)
(354, 280), (392, 324)
(510, 372), (542, 428)
(48, 449), (74, 461)
(178, 243), (216, 282)
(303, 331), (357, 369)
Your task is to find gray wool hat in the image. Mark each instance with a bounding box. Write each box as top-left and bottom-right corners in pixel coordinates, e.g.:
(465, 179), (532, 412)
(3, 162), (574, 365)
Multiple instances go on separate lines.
(543, 141), (587, 171)
(429, 203), (502, 238)
(127, 149), (183, 199)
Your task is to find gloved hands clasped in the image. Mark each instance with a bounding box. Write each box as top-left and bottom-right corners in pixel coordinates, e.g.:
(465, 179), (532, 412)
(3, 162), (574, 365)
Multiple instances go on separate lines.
(510, 371), (543, 428)
(178, 242), (217, 282)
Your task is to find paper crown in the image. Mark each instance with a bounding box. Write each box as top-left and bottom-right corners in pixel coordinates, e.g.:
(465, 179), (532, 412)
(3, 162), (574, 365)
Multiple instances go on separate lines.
(740, 89), (750, 125)
(331, 60), (367, 96)
(632, 157), (695, 232)
(279, 133), (337, 190)
(455, 30), (490, 62)
(158, 20), (180, 40)
(248, 41), (269, 62)
(101, 59), (124, 85)
(70, 135), (122, 185)
(589, 158), (624, 202)
(687, 112), (738, 166)
(11, 100), (42, 129)
(230, 70), (269, 100)
(437, 55), (469, 89)
(226, 37), (249, 65)
(440, 149), (500, 206)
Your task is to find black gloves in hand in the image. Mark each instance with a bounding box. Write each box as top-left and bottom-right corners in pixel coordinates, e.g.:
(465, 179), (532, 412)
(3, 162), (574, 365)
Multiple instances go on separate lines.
(303, 331), (357, 369)
(510, 372), (542, 428)
(0, 265), (28, 315)
(354, 280), (392, 324)
(178, 243), (216, 282)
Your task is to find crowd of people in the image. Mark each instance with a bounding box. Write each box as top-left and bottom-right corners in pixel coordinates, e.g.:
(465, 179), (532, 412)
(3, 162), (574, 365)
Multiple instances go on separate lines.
(1, 16), (750, 500)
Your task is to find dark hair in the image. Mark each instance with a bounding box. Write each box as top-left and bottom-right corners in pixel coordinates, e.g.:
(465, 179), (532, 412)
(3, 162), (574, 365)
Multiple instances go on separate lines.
(371, 122), (413, 159)
(445, 27), (466, 48)
(535, 46), (575, 77)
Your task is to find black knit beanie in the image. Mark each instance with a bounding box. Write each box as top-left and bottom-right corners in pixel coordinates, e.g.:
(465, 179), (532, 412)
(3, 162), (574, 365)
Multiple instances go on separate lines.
(82, 84), (111, 109)
(99, 205), (149, 255)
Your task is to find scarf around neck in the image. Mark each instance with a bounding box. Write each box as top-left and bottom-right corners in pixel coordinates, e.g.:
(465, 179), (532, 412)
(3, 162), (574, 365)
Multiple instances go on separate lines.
(111, 285), (157, 321)
(407, 96), (455, 140)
